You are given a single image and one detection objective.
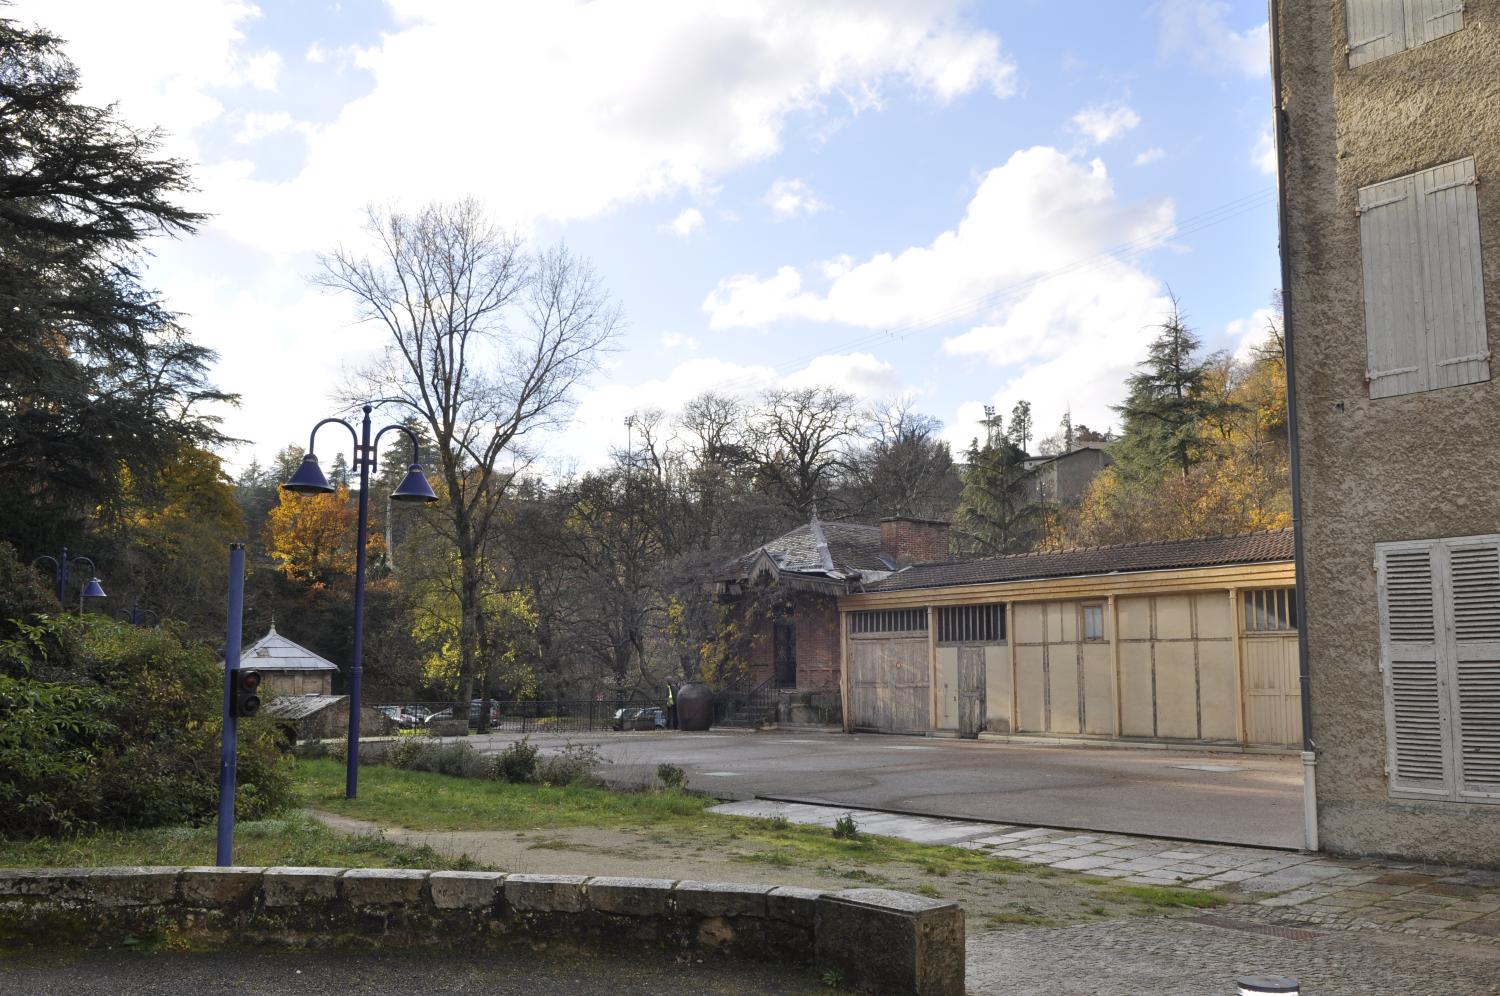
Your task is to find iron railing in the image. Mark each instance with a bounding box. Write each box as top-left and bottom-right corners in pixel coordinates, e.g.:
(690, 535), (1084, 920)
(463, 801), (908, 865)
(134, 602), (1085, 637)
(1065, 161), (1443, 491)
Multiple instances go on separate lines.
(370, 697), (657, 734)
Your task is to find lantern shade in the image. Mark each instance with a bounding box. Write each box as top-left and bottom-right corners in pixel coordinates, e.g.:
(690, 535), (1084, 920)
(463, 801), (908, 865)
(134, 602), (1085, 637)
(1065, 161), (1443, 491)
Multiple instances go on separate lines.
(81, 578), (107, 599)
(283, 454), (334, 494)
(391, 464), (439, 504)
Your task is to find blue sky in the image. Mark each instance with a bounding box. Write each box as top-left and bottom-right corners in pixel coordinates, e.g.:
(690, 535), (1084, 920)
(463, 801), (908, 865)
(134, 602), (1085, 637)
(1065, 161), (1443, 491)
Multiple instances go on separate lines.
(19, 0), (1280, 471)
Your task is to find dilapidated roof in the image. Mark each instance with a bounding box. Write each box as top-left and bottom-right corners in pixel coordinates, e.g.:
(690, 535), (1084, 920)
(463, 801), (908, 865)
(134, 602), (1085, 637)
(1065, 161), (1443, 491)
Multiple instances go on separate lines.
(220, 625), (339, 672)
(261, 694), (345, 720)
(864, 530), (1294, 593)
(721, 518), (893, 583)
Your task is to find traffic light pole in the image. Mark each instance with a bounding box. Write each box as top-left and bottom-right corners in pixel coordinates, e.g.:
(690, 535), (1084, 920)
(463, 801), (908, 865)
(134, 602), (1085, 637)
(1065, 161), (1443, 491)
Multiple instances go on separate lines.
(216, 543), (246, 867)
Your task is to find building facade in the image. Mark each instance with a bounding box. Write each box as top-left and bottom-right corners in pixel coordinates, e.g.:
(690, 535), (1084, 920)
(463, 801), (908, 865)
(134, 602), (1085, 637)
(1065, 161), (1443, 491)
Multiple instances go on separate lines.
(1275, 1), (1500, 863)
(838, 532), (1300, 747)
(220, 625), (338, 697)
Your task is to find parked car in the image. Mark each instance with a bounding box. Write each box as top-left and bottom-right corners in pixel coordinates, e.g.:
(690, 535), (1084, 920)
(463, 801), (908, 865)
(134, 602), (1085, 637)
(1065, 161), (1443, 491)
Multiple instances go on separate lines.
(612, 706), (666, 731)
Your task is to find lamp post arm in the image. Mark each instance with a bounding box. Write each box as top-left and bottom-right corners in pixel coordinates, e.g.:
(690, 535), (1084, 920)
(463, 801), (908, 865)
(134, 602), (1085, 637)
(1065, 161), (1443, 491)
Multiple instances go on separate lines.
(373, 423), (424, 467)
(71, 556), (97, 575)
(308, 417), (360, 459)
(31, 556), (58, 570)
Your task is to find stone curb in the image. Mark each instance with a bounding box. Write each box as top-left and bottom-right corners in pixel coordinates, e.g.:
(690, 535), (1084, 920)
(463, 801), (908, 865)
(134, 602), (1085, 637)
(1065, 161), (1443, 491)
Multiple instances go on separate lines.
(0, 867), (963, 996)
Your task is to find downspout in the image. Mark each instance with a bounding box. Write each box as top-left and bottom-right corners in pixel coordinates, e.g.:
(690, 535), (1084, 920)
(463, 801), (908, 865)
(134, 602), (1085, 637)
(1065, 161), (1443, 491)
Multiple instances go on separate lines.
(1267, 0), (1319, 853)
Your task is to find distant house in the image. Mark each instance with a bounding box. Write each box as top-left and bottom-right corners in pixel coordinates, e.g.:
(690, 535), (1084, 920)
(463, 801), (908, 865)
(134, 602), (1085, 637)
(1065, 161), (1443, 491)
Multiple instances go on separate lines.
(1023, 445), (1114, 505)
(220, 624), (338, 697)
(262, 693), (395, 746)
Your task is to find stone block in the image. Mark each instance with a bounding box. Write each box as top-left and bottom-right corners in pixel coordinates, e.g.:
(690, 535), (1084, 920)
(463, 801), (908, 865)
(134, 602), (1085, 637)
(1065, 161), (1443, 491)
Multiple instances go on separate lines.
(343, 868), (428, 907)
(767, 886), (824, 927)
(429, 871), (505, 912)
(262, 867), (344, 907)
(673, 881), (772, 918)
(505, 874), (588, 913)
(586, 877), (676, 917)
(815, 888), (964, 996)
(0, 867), (179, 905)
(179, 867), (264, 906)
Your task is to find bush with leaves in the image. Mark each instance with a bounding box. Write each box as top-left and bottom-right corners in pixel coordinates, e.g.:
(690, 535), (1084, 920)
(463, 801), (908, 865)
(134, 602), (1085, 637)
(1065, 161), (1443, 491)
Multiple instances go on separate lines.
(655, 763), (687, 791)
(494, 738), (540, 784)
(388, 738), (489, 779)
(538, 741), (606, 786)
(0, 615), (293, 839)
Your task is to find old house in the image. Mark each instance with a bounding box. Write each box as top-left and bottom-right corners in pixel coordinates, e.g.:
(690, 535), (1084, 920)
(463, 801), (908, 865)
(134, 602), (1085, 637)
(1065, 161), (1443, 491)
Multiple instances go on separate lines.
(1273, 1), (1500, 864)
(839, 531), (1299, 747)
(220, 624), (338, 697)
(1023, 445), (1114, 505)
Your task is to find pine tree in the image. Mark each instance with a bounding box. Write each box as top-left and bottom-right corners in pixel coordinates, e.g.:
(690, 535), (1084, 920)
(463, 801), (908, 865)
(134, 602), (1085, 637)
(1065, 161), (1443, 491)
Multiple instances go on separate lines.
(1008, 400), (1033, 454)
(953, 434), (1041, 556)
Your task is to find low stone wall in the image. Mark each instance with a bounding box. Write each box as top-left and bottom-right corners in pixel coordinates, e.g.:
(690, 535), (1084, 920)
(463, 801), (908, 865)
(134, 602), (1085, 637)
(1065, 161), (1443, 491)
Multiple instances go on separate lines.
(0, 866), (963, 995)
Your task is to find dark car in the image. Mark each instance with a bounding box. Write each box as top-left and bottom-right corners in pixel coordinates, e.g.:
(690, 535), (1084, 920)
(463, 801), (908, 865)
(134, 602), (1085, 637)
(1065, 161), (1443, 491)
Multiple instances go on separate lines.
(611, 707), (666, 731)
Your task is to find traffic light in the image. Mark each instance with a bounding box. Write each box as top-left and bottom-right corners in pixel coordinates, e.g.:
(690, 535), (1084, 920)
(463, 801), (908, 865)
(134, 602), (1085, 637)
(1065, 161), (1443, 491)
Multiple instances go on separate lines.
(233, 669), (262, 718)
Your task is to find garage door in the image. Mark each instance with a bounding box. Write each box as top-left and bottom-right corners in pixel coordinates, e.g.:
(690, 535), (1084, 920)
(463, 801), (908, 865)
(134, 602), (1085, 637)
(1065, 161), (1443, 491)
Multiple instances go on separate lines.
(1117, 593), (1238, 741)
(848, 636), (931, 734)
(1013, 601), (1114, 735)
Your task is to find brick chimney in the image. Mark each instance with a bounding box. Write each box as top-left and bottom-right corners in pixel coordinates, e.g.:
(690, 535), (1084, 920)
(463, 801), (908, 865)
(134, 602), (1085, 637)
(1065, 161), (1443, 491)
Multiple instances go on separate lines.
(879, 517), (951, 567)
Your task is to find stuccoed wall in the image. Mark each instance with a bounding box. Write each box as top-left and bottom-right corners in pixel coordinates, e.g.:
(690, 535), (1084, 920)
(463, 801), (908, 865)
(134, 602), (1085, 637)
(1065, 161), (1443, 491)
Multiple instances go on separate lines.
(1278, 0), (1500, 863)
(0, 866), (964, 996)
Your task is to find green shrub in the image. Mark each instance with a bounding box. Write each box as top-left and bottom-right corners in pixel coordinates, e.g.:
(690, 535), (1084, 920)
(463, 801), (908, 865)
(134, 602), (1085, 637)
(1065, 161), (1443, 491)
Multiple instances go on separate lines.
(0, 615), (294, 839)
(388, 739), (489, 779)
(832, 813), (860, 840)
(538, 741), (605, 786)
(655, 762), (686, 791)
(494, 737), (539, 783)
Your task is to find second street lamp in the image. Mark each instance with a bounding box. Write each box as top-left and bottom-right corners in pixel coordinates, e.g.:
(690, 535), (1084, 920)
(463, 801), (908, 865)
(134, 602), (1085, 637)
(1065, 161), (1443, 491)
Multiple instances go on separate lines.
(31, 547), (107, 611)
(282, 403), (437, 799)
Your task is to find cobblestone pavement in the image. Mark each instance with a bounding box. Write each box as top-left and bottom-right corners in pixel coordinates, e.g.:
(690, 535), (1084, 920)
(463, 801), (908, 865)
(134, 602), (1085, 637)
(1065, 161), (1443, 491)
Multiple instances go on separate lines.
(967, 915), (1500, 995)
(711, 800), (1500, 947)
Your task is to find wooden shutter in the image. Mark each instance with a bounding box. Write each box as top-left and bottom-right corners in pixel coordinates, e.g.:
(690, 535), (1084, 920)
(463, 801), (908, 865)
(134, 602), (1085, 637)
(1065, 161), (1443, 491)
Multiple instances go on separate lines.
(1409, 0), (1464, 47)
(1416, 159), (1490, 391)
(1360, 175), (1427, 399)
(1447, 540), (1500, 799)
(1348, 0), (1409, 67)
(1378, 543), (1451, 795)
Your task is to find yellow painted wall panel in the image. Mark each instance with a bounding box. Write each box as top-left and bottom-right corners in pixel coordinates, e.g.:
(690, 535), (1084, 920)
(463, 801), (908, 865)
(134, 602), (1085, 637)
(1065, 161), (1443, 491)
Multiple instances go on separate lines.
(1014, 603), (1045, 645)
(1015, 645), (1047, 732)
(1049, 643), (1081, 733)
(936, 648), (959, 731)
(1155, 595), (1194, 640)
(985, 644), (1012, 732)
(1118, 596), (1153, 641)
(1197, 640), (1239, 740)
(1194, 592), (1233, 639)
(1119, 643), (1155, 736)
(1154, 642), (1199, 738)
(1081, 643), (1115, 734)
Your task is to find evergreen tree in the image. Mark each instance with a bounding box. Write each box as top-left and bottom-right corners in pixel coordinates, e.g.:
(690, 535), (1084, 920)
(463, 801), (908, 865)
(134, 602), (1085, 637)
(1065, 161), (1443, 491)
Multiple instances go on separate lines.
(1007, 400), (1033, 454)
(952, 434), (1040, 557)
(1111, 299), (1240, 478)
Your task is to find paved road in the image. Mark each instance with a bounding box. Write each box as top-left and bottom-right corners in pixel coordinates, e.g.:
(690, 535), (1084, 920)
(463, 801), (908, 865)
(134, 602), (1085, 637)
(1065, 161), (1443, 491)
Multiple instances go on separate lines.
(463, 730), (1305, 848)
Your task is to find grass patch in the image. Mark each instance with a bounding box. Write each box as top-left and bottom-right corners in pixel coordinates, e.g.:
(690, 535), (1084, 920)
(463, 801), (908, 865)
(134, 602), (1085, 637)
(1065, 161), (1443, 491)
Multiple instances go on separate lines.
(0, 810), (487, 871)
(1106, 884), (1225, 909)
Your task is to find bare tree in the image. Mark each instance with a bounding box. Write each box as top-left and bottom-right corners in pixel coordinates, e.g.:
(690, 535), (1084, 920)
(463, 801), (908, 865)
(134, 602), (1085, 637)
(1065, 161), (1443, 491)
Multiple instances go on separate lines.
(850, 397), (959, 518)
(753, 386), (862, 519)
(318, 199), (620, 711)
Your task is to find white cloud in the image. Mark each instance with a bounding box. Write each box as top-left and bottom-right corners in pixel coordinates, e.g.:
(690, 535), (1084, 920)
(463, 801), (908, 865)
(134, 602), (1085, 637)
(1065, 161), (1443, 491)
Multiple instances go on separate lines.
(155, 0), (1015, 254)
(1227, 307), (1278, 363)
(233, 110), (294, 144)
(1253, 123), (1277, 175)
(660, 332), (699, 351)
(243, 50), (282, 91)
(1156, 0), (1269, 77)
(704, 146), (1174, 332)
(661, 208), (705, 237)
(1070, 103), (1140, 146)
(765, 178), (829, 219)
(305, 42), (328, 64)
(1134, 147), (1166, 166)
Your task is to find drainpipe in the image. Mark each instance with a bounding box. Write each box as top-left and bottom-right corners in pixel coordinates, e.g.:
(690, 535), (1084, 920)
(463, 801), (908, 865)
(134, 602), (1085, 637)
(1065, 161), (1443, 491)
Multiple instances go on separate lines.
(1267, 0), (1318, 853)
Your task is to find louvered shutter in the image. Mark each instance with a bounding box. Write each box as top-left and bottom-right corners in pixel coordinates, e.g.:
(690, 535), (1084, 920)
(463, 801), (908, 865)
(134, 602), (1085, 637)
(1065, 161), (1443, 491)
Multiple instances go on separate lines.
(1359, 175), (1426, 399)
(1446, 540), (1500, 799)
(1416, 159), (1490, 391)
(1409, 0), (1464, 47)
(1348, 0), (1409, 67)
(1378, 543), (1451, 796)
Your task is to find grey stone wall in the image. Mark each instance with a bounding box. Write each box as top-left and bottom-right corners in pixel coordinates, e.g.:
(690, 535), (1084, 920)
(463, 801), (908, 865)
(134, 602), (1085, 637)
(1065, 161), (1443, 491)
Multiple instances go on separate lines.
(1277, 1), (1500, 863)
(0, 866), (964, 996)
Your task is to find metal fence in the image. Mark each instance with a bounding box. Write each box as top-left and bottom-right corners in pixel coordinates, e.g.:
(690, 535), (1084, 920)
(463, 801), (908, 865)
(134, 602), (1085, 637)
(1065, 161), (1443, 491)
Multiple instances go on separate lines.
(371, 698), (659, 735)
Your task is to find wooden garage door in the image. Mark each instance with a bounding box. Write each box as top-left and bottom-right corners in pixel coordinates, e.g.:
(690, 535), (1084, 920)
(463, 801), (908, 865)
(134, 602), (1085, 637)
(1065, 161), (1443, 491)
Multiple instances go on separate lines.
(848, 637), (931, 734)
(1117, 593), (1238, 741)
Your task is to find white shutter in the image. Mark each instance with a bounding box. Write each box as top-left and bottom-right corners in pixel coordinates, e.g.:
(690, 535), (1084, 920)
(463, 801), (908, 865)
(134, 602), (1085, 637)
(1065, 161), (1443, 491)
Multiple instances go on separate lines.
(1447, 541), (1500, 799)
(1359, 175), (1426, 399)
(1409, 0), (1464, 47)
(1378, 543), (1452, 796)
(1416, 159), (1490, 391)
(1348, 0), (1409, 67)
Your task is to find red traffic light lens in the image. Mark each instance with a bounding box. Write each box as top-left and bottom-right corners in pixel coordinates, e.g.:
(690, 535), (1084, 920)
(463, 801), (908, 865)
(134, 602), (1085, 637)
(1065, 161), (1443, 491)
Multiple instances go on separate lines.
(238, 670), (261, 691)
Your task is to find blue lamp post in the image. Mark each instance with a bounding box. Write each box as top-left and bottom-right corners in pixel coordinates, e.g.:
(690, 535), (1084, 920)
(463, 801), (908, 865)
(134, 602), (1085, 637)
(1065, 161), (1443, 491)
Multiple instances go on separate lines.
(116, 600), (159, 627)
(31, 548), (107, 611)
(282, 404), (437, 798)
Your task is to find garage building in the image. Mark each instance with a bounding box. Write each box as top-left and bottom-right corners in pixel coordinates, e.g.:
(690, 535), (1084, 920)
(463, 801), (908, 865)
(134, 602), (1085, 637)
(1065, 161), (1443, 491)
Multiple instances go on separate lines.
(838, 531), (1300, 748)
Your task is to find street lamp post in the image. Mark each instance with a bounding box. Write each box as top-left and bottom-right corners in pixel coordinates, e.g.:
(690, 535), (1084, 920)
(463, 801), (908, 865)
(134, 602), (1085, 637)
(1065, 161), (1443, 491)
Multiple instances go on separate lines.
(116, 601), (159, 627)
(31, 547), (107, 611)
(282, 404), (438, 799)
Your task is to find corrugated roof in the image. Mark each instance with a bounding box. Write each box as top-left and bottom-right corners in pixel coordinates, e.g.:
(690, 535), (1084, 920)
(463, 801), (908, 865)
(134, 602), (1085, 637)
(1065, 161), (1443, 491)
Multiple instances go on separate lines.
(864, 530), (1295, 592)
(722, 519), (893, 580)
(262, 694), (346, 720)
(220, 625), (339, 672)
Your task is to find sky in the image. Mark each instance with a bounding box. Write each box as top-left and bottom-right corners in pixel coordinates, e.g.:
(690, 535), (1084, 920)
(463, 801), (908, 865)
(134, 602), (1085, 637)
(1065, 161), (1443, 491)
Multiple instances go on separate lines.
(17, 0), (1281, 474)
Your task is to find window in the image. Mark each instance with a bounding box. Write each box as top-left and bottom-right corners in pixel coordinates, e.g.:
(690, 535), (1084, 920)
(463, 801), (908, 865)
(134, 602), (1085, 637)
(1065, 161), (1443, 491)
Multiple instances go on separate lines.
(1082, 604), (1106, 642)
(1359, 158), (1489, 398)
(1347, 0), (1464, 68)
(937, 604), (1005, 644)
(1377, 536), (1500, 803)
(1244, 588), (1298, 633)
(849, 608), (927, 635)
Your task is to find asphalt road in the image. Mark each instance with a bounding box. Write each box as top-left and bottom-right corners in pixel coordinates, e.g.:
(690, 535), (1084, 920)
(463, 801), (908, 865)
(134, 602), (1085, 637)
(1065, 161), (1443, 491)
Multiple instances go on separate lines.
(467, 730), (1305, 849)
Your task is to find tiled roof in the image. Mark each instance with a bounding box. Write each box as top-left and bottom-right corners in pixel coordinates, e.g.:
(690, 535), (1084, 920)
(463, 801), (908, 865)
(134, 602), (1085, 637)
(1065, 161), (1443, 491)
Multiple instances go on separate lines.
(864, 530), (1294, 592)
(722, 519), (892, 580)
(262, 694), (345, 720)
(221, 625), (339, 672)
